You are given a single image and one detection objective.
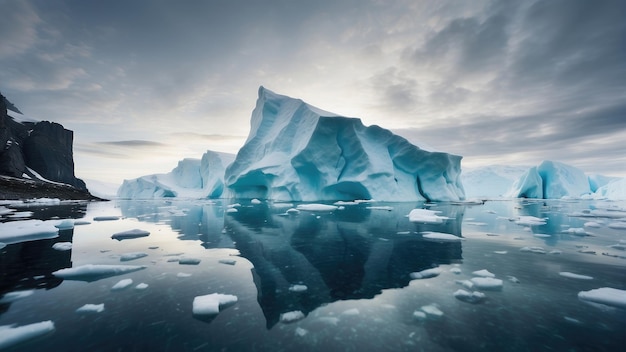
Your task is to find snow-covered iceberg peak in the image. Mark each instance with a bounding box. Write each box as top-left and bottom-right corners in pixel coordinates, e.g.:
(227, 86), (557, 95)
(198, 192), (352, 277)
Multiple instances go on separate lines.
(224, 87), (465, 202)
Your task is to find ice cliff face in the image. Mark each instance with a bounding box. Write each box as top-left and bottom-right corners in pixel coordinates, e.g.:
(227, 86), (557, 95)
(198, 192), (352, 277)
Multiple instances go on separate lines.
(117, 150), (234, 199)
(223, 87), (465, 202)
(507, 161), (592, 199)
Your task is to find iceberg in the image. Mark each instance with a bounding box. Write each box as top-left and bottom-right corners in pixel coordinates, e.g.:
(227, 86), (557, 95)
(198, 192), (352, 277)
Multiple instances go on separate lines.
(593, 178), (626, 200)
(578, 287), (626, 309)
(111, 279), (133, 291)
(461, 165), (528, 199)
(192, 293), (238, 316)
(117, 150), (235, 199)
(507, 161), (591, 199)
(224, 87), (464, 202)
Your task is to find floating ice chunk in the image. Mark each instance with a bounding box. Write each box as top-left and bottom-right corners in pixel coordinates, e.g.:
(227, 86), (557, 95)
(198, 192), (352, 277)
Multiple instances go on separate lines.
(52, 242), (72, 251)
(251, 199), (262, 204)
(366, 206), (393, 211)
(135, 283), (149, 290)
(179, 257), (201, 265)
(227, 203), (241, 208)
(470, 277), (503, 291)
(226, 208), (238, 213)
(413, 311), (427, 320)
(410, 267), (442, 279)
(177, 272), (192, 278)
(0, 220), (59, 245)
(295, 327), (308, 337)
(549, 250), (562, 255)
(289, 284), (308, 292)
(420, 304), (443, 317)
(0, 206), (14, 215)
(218, 259), (237, 265)
(533, 233), (551, 238)
(584, 221), (602, 228)
(421, 232), (462, 242)
(111, 229), (150, 240)
(53, 219), (74, 230)
(52, 264), (146, 282)
(507, 276), (520, 283)
(0, 290), (34, 304)
(74, 220), (91, 226)
(285, 208), (300, 215)
(578, 287), (626, 309)
(408, 209), (448, 224)
(9, 211), (34, 218)
(453, 289), (486, 304)
(456, 280), (474, 290)
(193, 293), (238, 316)
(472, 269), (495, 278)
(93, 216), (120, 221)
(341, 308), (360, 316)
(608, 222), (626, 230)
(515, 216), (547, 226)
(450, 267), (462, 274)
(280, 310), (305, 323)
(111, 279), (133, 291)
(296, 204), (338, 212)
(494, 251), (508, 255)
(75, 304), (104, 314)
(563, 228), (587, 235)
(520, 246), (546, 254)
(0, 321), (55, 349)
(465, 221), (487, 226)
(120, 252), (148, 262)
(559, 272), (593, 280)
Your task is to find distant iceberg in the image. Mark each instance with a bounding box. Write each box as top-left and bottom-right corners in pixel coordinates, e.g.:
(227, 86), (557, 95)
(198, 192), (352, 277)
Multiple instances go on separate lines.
(224, 87), (464, 202)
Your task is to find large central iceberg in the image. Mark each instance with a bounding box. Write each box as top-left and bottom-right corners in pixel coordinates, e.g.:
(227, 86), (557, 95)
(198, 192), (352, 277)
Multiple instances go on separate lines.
(223, 87), (465, 202)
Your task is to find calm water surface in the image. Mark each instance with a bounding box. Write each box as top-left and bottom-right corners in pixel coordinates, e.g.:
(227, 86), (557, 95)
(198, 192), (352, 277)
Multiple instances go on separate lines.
(1, 199), (625, 351)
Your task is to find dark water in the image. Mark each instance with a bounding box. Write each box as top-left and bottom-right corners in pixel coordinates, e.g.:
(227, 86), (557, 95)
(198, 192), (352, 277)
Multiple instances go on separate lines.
(0, 199), (625, 351)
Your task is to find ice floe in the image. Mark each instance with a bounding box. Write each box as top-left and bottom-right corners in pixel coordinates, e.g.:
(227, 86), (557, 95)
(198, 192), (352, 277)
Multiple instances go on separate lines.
(472, 269), (495, 278)
(93, 216), (120, 221)
(120, 252), (148, 262)
(0, 290), (34, 304)
(420, 304), (443, 317)
(52, 264), (146, 282)
(470, 277), (503, 291)
(296, 204), (338, 212)
(494, 251), (508, 255)
(251, 199), (262, 204)
(421, 232), (462, 242)
(0, 321), (55, 349)
(408, 209), (448, 224)
(226, 208), (238, 213)
(295, 327), (308, 337)
(52, 242), (72, 251)
(193, 293), (238, 316)
(412, 311), (427, 320)
(111, 229), (150, 240)
(456, 280), (474, 290)
(559, 272), (593, 280)
(135, 283), (149, 290)
(515, 216), (547, 226)
(53, 219), (74, 230)
(453, 289), (486, 304)
(342, 308), (360, 316)
(177, 273), (192, 278)
(218, 259), (237, 265)
(520, 246), (547, 254)
(366, 206), (393, 211)
(410, 267), (442, 279)
(289, 284), (308, 292)
(0, 220), (59, 245)
(179, 257), (201, 265)
(450, 267), (462, 274)
(111, 278), (133, 291)
(75, 304), (104, 314)
(578, 287), (626, 309)
(280, 310), (305, 323)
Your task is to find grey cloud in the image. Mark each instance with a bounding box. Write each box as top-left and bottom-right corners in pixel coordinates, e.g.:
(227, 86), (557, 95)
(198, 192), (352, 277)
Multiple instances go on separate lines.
(169, 133), (246, 142)
(0, 1), (41, 58)
(96, 140), (168, 148)
(369, 67), (418, 111)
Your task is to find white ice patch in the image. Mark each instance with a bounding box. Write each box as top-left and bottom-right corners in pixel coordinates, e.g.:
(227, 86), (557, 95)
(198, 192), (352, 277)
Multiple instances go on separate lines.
(520, 246), (547, 254)
(111, 229), (150, 240)
(559, 272), (593, 280)
(177, 273), (192, 278)
(578, 287), (626, 309)
(0, 220), (59, 245)
(515, 216), (547, 226)
(470, 277), (503, 291)
(421, 232), (462, 242)
(52, 242), (72, 251)
(472, 269), (495, 278)
(456, 280), (474, 290)
(120, 252), (148, 262)
(226, 208), (238, 213)
(75, 304), (104, 314)
(193, 293), (238, 316)
(366, 206), (393, 211)
(53, 219), (74, 230)
(280, 310), (305, 323)
(450, 267), (462, 274)
(410, 267), (442, 279)
(0, 321), (55, 349)
(289, 284), (308, 292)
(111, 279), (133, 291)
(179, 257), (201, 265)
(453, 289), (486, 304)
(296, 204), (338, 212)
(413, 311), (427, 320)
(0, 290), (34, 304)
(420, 304), (443, 317)
(409, 209), (448, 224)
(52, 264), (146, 282)
(584, 221), (602, 228)
(135, 283), (149, 290)
(251, 199), (262, 204)
(494, 251), (508, 255)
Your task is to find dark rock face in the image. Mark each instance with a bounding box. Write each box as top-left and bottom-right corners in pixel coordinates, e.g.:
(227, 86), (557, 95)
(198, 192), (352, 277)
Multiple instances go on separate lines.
(0, 92), (88, 192)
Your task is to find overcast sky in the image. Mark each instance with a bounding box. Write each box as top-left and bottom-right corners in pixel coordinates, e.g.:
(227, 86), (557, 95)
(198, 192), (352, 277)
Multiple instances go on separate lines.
(1, 0), (625, 184)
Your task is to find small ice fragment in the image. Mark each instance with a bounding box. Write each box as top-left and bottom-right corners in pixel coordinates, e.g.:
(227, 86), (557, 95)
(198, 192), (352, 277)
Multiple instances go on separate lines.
(515, 216), (547, 226)
(0, 321), (55, 349)
(0, 290), (34, 304)
(559, 272), (593, 280)
(193, 293), (238, 316)
(53, 219), (74, 230)
(251, 199), (262, 204)
(111, 278), (133, 291)
(295, 327), (308, 337)
(179, 257), (201, 265)
(135, 283), (149, 290)
(549, 250), (562, 255)
(366, 206), (393, 211)
(74, 220), (91, 226)
(177, 273), (192, 278)
(93, 216), (120, 221)
(450, 267), (462, 274)
(578, 287), (626, 309)
(413, 311), (427, 320)
(470, 277), (503, 291)
(421, 232), (462, 242)
(533, 234), (550, 238)
(494, 251), (507, 255)
(52, 264), (146, 282)
(120, 252), (148, 262)
(472, 269), (495, 278)
(507, 276), (520, 284)
(584, 222), (602, 228)
(289, 284), (308, 292)
(296, 204), (338, 212)
(111, 229), (150, 240)
(396, 231), (411, 235)
(75, 304), (104, 314)
(341, 308), (360, 316)
(453, 289), (486, 304)
(410, 267), (442, 279)
(420, 304), (443, 317)
(280, 310), (305, 323)
(218, 259), (237, 265)
(167, 258), (180, 262)
(52, 242), (72, 251)
(563, 228), (587, 235)
(226, 208), (238, 213)
(455, 280), (474, 290)
(148, 246), (159, 250)
(408, 209), (448, 224)
(520, 246), (546, 254)
(286, 208), (300, 214)
(608, 222), (626, 230)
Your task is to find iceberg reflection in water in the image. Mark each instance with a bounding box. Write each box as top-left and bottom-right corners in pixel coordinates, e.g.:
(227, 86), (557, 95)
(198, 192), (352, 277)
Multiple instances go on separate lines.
(0, 199), (624, 351)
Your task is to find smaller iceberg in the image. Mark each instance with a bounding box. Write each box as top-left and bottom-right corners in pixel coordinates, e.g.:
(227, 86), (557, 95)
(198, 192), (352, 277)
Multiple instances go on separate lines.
(52, 264), (146, 282)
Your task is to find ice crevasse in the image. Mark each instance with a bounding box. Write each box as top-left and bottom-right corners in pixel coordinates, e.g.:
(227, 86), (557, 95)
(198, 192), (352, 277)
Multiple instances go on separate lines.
(223, 87), (465, 202)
